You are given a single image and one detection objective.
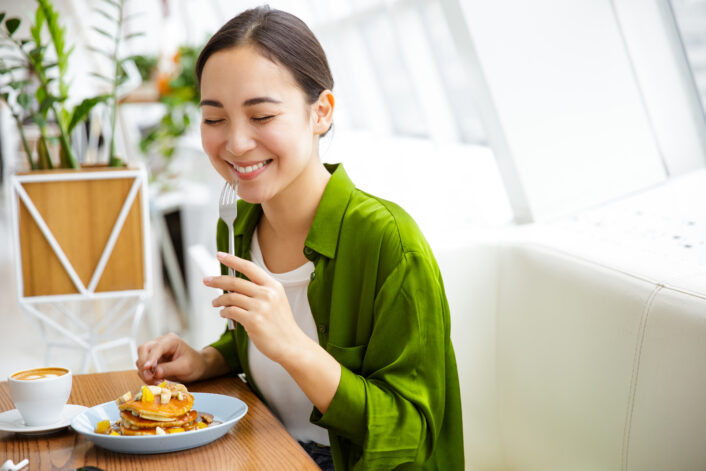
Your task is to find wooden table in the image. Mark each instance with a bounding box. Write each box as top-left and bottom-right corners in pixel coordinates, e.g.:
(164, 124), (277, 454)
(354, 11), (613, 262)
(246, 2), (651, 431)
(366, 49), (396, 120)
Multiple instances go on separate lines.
(0, 370), (319, 470)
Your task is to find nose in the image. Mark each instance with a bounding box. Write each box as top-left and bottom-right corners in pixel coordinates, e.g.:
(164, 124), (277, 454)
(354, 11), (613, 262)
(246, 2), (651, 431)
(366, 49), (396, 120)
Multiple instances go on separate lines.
(225, 125), (256, 157)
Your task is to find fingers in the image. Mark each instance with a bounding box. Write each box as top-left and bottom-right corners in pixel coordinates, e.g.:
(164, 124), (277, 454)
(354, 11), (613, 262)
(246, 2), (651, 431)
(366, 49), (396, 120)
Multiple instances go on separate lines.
(203, 274), (259, 297)
(216, 252), (270, 286)
(135, 333), (181, 383)
(219, 306), (249, 325)
(212, 291), (254, 310)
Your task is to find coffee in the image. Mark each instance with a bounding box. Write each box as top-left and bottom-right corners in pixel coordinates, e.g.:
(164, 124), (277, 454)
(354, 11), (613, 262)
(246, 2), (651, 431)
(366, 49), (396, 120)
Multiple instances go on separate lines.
(11, 367), (69, 381)
(8, 367), (72, 426)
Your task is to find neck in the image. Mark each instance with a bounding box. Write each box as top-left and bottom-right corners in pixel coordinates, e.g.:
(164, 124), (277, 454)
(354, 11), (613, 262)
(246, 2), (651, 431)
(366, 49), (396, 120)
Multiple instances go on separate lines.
(260, 159), (331, 239)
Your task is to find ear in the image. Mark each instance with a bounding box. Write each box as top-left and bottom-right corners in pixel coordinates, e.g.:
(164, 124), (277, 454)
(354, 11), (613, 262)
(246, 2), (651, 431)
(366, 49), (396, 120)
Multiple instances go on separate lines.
(312, 90), (335, 136)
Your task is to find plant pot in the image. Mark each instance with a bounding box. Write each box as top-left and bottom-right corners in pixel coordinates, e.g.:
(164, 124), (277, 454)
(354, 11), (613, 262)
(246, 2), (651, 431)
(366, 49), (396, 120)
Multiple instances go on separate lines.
(10, 164), (150, 298)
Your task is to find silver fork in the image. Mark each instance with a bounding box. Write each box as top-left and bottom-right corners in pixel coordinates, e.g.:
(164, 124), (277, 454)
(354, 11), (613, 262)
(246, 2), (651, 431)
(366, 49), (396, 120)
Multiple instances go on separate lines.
(218, 180), (238, 330)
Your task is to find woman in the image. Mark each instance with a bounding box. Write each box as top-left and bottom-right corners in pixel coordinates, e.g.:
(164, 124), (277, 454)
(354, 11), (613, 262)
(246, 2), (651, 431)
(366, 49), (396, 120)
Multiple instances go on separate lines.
(136, 6), (463, 470)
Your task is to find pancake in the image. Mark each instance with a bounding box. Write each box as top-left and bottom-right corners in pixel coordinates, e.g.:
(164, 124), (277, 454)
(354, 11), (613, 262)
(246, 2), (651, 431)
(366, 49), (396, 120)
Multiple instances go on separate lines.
(118, 382), (194, 420)
(119, 420), (199, 436)
(120, 409), (197, 429)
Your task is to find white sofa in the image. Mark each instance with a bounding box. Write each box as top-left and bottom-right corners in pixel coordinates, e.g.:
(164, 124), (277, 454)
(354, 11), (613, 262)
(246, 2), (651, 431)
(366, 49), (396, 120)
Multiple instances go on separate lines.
(436, 236), (706, 471)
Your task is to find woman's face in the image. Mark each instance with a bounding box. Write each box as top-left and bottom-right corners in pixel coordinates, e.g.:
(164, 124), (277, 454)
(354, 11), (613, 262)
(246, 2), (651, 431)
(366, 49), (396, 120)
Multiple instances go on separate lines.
(199, 45), (320, 204)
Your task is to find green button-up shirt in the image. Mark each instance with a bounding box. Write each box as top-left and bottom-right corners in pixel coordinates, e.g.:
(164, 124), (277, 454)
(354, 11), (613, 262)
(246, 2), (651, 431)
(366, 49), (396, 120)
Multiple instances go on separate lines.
(211, 164), (464, 470)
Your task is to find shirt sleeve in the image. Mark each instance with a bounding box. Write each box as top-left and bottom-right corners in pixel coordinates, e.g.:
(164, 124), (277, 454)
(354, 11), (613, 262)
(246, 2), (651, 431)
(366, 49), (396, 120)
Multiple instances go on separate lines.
(210, 329), (243, 373)
(311, 251), (450, 469)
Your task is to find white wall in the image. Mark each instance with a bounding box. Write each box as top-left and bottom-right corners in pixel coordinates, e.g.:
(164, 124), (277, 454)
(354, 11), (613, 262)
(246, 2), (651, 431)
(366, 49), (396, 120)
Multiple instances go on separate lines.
(456, 0), (676, 222)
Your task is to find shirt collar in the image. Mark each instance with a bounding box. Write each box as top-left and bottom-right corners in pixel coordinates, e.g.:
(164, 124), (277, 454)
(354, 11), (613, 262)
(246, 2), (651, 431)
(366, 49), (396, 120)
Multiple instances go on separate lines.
(232, 163), (355, 260)
(305, 163), (355, 259)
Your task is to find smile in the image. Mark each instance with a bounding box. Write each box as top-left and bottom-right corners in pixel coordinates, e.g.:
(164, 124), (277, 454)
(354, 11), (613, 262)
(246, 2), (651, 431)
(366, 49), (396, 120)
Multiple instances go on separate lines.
(226, 159), (273, 179)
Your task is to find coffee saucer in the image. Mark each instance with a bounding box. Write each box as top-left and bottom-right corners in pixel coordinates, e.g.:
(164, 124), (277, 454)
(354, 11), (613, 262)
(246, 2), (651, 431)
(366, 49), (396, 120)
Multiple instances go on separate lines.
(0, 404), (88, 436)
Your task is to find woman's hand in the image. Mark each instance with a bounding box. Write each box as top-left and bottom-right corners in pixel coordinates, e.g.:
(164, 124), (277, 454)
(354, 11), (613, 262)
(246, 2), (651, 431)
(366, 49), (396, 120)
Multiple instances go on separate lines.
(205, 252), (310, 365)
(136, 333), (208, 384)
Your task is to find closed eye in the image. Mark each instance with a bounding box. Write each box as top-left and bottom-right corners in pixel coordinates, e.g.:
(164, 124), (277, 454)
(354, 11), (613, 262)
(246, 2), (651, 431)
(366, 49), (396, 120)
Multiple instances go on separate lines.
(252, 115), (274, 123)
(203, 119), (224, 125)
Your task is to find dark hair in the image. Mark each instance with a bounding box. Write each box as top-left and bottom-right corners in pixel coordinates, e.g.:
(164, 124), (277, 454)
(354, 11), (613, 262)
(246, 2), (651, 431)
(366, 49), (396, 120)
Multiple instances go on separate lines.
(196, 6), (334, 106)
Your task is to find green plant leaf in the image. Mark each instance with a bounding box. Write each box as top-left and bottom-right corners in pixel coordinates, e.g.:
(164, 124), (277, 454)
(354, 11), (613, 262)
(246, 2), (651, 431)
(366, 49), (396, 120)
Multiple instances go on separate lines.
(98, 0), (121, 9)
(87, 45), (113, 60)
(17, 92), (31, 109)
(0, 64), (24, 74)
(8, 79), (32, 90)
(92, 26), (115, 40)
(67, 94), (109, 132)
(0, 92), (9, 102)
(124, 32), (145, 41)
(39, 94), (63, 115)
(30, 8), (44, 45)
(90, 71), (113, 83)
(5, 18), (20, 36)
(35, 85), (46, 104)
(94, 8), (114, 22)
(123, 13), (141, 23)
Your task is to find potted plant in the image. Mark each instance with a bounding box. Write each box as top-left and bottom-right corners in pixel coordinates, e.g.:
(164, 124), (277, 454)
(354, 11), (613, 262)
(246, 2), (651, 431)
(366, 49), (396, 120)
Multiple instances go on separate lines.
(1, 0), (152, 371)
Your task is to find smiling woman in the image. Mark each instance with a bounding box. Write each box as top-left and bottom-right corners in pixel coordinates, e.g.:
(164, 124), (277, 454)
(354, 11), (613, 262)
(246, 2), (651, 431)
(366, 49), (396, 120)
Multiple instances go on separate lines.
(134, 6), (464, 470)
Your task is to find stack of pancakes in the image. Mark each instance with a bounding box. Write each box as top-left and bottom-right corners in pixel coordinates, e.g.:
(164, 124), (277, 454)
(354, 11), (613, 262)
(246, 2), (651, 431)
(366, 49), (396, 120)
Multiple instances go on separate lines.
(117, 381), (198, 435)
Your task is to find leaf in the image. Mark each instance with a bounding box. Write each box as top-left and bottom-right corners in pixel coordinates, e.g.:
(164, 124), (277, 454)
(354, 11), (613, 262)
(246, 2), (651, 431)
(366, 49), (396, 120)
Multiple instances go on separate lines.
(8, 80), (32, 90)
(124, 32), (145, 41)
(67, 94), (109, 132)
(92, 26), (115, 41)
(98, 0), (121, 9)
(17, 92), (31, 109)
(30, 13), (43, 46)
(90, 71), (114, 84)
(87, 45), (113, 60)
(123, 13), (141, 23)
(5, 18), (20, 36)
(0, 64), (24, 74)
(94, 8), (115, 22)
(39, 94), (63, 115)
(35, 86), (46, 104)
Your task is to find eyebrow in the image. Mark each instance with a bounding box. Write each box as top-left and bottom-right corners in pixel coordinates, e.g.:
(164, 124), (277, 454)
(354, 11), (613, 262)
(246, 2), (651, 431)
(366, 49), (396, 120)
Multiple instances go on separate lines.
(243, 97), (282, 107)
(199, 97), (283, 107)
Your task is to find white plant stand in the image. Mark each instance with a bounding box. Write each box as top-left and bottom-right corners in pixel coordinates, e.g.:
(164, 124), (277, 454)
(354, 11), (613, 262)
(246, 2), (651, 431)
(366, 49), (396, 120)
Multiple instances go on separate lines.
(9, 164), (152, 373)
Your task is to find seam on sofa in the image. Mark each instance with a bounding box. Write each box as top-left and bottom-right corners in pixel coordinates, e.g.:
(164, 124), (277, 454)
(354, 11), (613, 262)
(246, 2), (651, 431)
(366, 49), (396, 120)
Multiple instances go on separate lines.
(621, 283), (663, 471)
(528, 242), (706, 299)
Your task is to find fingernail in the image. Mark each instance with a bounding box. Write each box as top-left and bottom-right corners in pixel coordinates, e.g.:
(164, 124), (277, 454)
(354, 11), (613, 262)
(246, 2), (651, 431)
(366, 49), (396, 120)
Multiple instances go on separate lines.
(217, 251), (227, 260)
(203, 276), (213, 283)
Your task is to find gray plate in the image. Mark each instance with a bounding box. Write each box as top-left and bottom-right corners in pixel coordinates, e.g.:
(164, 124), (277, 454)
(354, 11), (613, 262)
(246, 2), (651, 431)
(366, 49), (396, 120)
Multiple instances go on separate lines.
(70, 392), (247, 454)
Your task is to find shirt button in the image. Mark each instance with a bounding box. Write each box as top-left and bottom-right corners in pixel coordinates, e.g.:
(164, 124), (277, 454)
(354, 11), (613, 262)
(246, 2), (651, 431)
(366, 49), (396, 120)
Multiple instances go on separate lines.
(310, 271), (316, 281)
(304, 247), (313, 256)
(318, 324), (328, 334)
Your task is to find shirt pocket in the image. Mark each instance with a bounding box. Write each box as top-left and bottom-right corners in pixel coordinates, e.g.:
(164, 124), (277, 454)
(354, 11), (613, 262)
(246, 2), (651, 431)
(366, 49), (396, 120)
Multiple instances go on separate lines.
(325, 342), (366, 373)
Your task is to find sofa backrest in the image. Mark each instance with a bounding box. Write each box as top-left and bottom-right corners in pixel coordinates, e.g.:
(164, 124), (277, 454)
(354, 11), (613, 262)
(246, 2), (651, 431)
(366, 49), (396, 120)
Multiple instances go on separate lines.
(437, 241), (706, 471)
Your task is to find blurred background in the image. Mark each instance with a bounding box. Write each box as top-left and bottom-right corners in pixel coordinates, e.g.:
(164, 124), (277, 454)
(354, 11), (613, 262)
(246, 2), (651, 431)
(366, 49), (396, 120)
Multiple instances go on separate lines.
(1, 0), (705, 379)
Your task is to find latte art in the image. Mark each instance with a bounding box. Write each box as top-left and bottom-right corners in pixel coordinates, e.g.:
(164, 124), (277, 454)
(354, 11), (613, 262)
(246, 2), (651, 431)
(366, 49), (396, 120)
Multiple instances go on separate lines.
(11, 367), (69, 381)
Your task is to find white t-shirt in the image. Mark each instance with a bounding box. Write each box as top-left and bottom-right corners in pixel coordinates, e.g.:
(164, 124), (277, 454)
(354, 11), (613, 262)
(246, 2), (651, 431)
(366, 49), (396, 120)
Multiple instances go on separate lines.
(247, 228), (330, 445)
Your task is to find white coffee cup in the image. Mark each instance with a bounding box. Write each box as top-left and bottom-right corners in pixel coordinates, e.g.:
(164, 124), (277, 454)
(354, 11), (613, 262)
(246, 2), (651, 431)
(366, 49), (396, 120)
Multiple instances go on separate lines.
(8, 367), (72, 426)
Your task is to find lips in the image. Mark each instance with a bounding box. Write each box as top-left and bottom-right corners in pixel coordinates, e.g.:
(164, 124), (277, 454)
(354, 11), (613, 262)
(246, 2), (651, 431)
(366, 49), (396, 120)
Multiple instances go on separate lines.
(225, 159), (273, 180)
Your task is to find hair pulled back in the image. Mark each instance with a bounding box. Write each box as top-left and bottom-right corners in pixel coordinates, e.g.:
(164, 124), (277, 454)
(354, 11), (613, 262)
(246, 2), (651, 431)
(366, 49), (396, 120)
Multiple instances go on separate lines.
(196, 6), (334, 106)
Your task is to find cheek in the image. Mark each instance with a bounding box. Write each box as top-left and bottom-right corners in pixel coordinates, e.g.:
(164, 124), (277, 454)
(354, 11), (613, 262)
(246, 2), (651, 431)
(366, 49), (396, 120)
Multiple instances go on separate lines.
(200, 125), (220, 158)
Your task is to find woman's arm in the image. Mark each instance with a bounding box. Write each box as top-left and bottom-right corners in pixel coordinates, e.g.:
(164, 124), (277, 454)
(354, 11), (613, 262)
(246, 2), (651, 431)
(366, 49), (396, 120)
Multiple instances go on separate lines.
(206, 251), (341, 413)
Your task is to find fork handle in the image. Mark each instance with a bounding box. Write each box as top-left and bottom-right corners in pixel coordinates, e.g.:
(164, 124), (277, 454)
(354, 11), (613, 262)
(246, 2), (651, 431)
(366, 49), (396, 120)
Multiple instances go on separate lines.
(227, 227), (236, 330)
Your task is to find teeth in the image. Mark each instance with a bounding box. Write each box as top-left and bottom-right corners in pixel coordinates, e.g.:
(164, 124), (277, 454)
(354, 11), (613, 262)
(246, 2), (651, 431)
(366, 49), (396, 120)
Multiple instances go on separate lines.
(234, 160), (270, 174)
